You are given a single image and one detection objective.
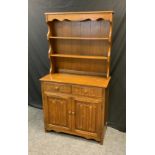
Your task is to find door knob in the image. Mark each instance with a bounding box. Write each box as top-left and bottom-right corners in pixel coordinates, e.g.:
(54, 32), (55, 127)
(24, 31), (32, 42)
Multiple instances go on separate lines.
(52, 100), (56, 104)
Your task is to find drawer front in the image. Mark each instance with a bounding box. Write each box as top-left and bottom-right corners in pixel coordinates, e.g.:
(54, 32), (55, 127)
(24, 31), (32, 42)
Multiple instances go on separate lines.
(43, 82), (71, 94)
(72, 85), (103, 98)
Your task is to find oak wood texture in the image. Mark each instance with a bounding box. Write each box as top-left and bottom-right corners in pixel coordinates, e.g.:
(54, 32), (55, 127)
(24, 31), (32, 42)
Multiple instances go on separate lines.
(40, 11), (113, 144)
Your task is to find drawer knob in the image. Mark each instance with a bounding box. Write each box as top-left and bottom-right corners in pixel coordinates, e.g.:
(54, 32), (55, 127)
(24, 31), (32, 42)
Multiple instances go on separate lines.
(68, 111), (72, 115)
(55, 86), (59, 90)
(84, 89), (88, 93)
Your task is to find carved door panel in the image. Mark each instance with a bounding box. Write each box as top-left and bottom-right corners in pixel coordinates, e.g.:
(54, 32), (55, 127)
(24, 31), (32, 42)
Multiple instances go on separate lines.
(44, 92), (72, 131)
(72, 97), (102, 138)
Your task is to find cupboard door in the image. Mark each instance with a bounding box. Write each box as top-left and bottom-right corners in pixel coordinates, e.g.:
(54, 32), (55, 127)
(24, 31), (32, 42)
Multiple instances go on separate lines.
(43, 92), (72, 131)
(72, 97), (102, 139)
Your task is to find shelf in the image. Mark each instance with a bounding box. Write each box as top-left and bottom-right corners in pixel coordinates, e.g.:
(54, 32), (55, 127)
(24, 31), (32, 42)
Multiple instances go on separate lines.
(40, 73), (111, 88)
(49, 36), (109, 40)
(50, 54), (107, 60)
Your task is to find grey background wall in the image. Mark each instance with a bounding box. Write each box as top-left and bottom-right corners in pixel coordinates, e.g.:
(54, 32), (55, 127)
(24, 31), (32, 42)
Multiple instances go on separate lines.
(28, 0), (126, 132)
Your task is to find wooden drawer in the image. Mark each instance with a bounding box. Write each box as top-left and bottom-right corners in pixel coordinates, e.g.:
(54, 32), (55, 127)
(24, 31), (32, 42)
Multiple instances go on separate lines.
(43, 82), (71, 94)
(72, 85), (103, 98)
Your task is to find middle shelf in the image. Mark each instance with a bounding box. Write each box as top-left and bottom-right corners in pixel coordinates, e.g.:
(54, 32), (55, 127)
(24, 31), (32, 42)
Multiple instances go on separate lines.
(49, 36), (110, 41)
(50, 54), (108, 60)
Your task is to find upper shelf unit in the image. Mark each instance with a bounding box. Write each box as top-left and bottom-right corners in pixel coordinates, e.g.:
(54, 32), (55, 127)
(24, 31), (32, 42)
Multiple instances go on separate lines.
(45, 11), (114, 78)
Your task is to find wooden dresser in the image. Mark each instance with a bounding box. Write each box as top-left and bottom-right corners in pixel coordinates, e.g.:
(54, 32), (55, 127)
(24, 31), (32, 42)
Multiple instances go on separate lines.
(40, 11), (114, 144)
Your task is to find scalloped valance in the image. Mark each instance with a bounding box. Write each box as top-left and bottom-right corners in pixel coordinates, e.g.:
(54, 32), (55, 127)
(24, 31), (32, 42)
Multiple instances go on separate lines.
(45, 11), (114, 22)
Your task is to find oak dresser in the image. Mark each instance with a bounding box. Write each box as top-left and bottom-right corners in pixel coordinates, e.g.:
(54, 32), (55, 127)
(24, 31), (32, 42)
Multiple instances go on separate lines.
(40, 11), (114, 144)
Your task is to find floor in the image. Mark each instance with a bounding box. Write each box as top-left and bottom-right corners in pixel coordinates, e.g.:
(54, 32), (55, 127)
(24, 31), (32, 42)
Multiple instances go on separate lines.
(28, 106), (126, 155)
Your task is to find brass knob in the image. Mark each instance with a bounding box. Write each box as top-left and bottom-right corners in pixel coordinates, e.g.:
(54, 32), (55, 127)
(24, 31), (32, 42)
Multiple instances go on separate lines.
(72, 112), (75, 115)
(52, 100), (56, 104)
(68, 111), (71, 115)
(84, 89), (88, 94)
(55, 86), (59, 90)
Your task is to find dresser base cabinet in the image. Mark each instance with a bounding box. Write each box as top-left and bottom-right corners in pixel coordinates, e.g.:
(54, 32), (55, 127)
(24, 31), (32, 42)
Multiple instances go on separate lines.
(40, 75), (110, 144)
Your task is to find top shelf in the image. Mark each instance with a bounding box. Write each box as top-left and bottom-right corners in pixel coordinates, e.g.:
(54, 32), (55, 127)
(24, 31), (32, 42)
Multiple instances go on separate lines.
(45, 11), (114, 15)
(49, 36), (109, 40)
